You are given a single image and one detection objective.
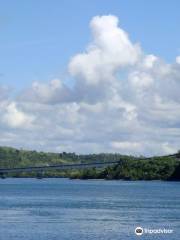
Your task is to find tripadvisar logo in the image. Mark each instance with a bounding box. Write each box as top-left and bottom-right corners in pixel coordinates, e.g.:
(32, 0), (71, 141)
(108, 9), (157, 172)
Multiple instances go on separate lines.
(135, 227), (143, 236)
(135, 226), (174, 236)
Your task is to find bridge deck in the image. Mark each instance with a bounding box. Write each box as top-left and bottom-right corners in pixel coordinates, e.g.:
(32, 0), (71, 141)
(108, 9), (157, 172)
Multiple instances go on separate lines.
(0, 161), (120, 174)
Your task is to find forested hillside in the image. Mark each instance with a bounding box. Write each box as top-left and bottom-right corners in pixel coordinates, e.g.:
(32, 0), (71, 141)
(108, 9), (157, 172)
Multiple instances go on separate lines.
(71, 157), (180, 181)
(0, 146), (179, 180)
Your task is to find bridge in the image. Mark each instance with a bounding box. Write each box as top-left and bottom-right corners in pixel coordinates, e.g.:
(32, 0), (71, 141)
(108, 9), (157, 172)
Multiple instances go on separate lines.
(0, 161), (120, 174)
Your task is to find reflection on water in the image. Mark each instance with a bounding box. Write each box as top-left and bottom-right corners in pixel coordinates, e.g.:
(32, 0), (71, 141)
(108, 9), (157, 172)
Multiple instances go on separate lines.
(0, 178), (179, 240)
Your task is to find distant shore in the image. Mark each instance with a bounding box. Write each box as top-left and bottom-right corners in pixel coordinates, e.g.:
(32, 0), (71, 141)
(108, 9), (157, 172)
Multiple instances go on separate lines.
(0, 146), (179, 181)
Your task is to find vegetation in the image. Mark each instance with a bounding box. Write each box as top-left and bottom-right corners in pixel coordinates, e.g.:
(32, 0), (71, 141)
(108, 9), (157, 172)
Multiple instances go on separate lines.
(0, 146), (179, 181)
(70, 158), (180, 181)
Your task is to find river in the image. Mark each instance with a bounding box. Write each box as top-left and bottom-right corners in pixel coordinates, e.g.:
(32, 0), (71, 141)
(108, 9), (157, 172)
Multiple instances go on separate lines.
(0, 178), (179, 239)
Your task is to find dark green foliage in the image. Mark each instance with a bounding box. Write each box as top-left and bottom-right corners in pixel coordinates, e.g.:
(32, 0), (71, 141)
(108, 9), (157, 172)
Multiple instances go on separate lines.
(71, 158), (179, 181)
(168, 163), (180, 181)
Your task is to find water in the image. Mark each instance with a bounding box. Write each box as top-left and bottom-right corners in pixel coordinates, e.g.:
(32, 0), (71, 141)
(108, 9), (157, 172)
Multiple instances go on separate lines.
(0, 178), (179, 240)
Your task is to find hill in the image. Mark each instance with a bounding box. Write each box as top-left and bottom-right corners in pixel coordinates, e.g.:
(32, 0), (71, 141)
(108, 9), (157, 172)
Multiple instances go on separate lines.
(0, 146), (179, 180)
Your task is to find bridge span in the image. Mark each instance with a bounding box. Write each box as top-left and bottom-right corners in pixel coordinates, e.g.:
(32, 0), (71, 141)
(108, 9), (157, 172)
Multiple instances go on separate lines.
(0, 161), (120, 174)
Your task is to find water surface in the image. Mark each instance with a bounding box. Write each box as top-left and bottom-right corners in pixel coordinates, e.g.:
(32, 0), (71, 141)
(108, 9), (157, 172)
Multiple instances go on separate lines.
(0, 178), (179, 239)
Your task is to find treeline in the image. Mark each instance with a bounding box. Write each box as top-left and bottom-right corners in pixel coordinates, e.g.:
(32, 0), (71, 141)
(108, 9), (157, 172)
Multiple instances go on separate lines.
(0, 146), (179, 180)
(70, 157), (180, 181)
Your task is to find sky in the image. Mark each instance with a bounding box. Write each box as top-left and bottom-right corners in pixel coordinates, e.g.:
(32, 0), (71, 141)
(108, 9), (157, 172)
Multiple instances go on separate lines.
(0, 0), (180, 155)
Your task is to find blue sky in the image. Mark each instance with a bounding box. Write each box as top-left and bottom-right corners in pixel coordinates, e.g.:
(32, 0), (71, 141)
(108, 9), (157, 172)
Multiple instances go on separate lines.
(0, 0), (180, 89)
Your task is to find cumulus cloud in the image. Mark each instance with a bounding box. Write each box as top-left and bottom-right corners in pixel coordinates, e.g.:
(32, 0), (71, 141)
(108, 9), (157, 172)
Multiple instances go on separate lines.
(0, 15), (180, 156)
(69, 15), (141, 86)
(18, 79), (72, 104)
(1, 102), (35, 128)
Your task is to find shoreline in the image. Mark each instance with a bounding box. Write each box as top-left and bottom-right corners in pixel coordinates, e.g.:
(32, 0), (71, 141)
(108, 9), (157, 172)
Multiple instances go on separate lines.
(0, 177), (179, 182)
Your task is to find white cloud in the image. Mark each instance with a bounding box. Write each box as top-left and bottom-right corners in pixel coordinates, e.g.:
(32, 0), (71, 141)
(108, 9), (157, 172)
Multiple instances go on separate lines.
(161, 142), (177, 155)
(2, 102), (35, 128)
(0, 15), (180, 156)
(129, 71), (154, 90)
(19, 79), (72, 104)
(111, 141), (142, 151)
(176, 56), (180, 64)
(142, 54), (158, 69)
(69, 15), (141, 86)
